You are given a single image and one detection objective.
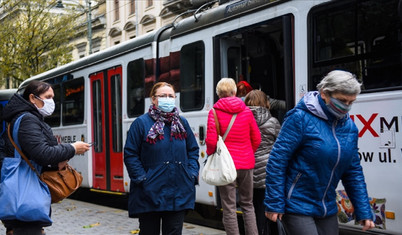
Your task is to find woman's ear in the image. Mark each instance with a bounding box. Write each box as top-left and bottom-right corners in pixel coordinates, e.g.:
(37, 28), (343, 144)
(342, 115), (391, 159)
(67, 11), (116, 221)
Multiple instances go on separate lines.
(151, 96), (157, 106)
(320, 91), (329, 104)
(29, 94), (36, 104)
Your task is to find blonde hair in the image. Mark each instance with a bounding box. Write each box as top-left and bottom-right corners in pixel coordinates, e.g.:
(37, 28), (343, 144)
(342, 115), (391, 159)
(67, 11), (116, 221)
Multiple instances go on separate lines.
(244, 90), (270, 109)
(216, 78), (237, 98)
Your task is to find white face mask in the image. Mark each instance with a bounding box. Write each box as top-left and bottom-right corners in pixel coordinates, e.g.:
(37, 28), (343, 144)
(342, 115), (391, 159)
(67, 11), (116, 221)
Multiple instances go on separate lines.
(35, 96), (55, 117)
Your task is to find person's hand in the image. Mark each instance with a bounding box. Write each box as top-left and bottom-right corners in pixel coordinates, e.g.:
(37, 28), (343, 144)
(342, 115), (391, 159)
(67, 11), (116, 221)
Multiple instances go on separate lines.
(58, 160), (68, 170)
(71, 141), (90, 155)
(360, 219), (375, 231)
(265, 212), (283, 222)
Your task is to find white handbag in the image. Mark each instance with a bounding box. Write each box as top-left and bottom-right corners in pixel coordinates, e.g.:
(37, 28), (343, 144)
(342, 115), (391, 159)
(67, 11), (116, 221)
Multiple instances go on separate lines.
(202, 109), (237, 186)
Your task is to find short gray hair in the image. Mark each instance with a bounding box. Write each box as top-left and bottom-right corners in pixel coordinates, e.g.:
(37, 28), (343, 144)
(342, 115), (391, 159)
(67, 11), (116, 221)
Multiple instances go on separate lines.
(216, 78), (237, 98)
(317, 70), (361, 95)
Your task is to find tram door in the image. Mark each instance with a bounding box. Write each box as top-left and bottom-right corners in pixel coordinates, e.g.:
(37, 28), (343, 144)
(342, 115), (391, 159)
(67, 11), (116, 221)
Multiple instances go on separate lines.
(218, 14), (295, 122)
(90, 66), (124, 192)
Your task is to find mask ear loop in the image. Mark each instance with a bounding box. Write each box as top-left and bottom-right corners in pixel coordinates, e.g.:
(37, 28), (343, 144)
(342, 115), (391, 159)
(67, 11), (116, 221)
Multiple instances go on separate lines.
(34, 95), (43, 101)
(33, 95), (45, 108)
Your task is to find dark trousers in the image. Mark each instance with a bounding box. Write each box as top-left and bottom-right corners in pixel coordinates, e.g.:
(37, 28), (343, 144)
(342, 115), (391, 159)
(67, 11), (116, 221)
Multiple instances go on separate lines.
(282, 213), (339, 235)
(2, 220), (44, 235)
(138, 210), (186, 235)
(13, 226), (43, 235)
(253, 188), (266, 235)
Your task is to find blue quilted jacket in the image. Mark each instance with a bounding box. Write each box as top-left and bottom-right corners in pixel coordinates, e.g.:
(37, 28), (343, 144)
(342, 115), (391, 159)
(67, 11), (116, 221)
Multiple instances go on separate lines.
(264, 91), (373, 221)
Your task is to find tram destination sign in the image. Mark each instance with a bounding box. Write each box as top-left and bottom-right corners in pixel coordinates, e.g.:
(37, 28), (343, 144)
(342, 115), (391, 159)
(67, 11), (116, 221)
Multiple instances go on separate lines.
(224, 0), (283, 17)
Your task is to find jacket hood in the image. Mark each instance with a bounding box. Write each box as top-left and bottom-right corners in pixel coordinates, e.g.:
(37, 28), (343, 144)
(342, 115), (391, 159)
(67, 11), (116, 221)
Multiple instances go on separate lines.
(213, 96), (246, 114)
(300, 91), (328, 120)
(2, 94), (42, 122)
(297, 91), (349, 122)
(248, 106), (272, 126)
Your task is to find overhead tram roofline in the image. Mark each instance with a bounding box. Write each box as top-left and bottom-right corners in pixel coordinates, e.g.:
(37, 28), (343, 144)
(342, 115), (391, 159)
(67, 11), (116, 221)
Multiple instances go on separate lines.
(168, 0), (290, 39)
(19, 31), (157, 89)
(19, 0), (290, 89)
(0, 89), (17, 100)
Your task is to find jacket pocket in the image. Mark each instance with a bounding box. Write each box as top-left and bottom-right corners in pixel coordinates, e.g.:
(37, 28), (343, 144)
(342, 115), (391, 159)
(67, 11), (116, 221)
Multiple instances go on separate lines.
(287, 172), (302, 199)
(178, 164), (195, 199)
(141, 164), (169, 207)
(143, 164), (167, 186)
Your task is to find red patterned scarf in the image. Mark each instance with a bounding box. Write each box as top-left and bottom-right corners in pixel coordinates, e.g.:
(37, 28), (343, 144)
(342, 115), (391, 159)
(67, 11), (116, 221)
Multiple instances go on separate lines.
(146, 105), (187, 144)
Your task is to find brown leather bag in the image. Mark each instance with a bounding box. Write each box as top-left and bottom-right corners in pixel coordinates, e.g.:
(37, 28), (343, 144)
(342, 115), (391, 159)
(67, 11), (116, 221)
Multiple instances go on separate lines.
(8, 124), (83, 203)
(40, 164), (83, 203)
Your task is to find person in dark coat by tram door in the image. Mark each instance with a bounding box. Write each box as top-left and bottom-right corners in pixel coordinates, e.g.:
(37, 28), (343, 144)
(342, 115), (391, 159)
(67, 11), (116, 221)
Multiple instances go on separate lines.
(264, 70), (375, 235)
(244, 90), (281, 235)
(124, 82), (200, 235)
(0, 81), (90, 235)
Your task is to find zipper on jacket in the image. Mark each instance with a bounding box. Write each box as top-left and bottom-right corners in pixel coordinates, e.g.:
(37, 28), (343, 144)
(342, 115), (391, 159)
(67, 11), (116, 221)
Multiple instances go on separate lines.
(322, 120), (341, 217)
(287, 172), (302, 199)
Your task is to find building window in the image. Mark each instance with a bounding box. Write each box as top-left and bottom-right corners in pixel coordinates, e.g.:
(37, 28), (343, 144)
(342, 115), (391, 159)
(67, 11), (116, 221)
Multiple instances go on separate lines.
(92, 38), (101, 53)
(147, 0), (153, 8)
(114, 0), (119, 21)
(130, 0), (135, 15)
(76, 42), (87, 58)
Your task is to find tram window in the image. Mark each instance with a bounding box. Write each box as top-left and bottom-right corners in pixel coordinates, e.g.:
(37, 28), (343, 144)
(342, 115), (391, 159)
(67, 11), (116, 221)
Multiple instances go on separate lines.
(92, 80), (102, 153)
(314, 8), (355, 62)
(180, 41), (205, 111)
(111, 73), (122, 152)
(45, 84), (61, 127)
(159, 51), (181, 93)
(309, 0), (402, 91)
(127, 59), (145, 117)
(62, 78), (84, 125)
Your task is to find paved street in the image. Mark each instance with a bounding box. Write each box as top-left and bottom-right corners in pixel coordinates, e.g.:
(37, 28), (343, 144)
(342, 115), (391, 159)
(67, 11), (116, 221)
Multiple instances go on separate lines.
(0, 199), (226, 235)
(0, 198), (386, 235)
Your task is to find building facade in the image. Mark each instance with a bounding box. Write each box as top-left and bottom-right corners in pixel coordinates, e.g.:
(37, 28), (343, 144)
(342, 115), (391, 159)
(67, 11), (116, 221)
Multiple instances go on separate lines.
(106, 0), (207, 47)
(66, 0), (107, 60)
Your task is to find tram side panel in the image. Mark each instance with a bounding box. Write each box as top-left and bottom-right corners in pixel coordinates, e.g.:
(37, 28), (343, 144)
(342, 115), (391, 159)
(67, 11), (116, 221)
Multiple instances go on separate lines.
(336, 92), (402, 233)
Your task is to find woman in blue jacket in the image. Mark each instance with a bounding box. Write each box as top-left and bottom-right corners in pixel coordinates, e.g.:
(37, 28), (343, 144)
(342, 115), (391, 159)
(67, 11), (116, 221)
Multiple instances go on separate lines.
(264, 70), (375, 234)
(124, 82), (199, 235)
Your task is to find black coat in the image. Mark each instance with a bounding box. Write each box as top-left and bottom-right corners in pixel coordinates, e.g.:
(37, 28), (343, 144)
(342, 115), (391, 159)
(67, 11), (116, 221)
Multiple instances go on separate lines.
(1, 94), (75, 168)
(1, 94), (76, 228)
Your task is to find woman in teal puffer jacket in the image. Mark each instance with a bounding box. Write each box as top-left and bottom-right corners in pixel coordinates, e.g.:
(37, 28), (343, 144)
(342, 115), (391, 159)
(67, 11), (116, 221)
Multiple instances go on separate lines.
(264, 70), (374, 235)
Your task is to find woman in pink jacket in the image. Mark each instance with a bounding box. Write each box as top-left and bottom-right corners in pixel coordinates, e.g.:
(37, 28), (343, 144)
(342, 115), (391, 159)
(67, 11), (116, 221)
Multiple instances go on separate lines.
(206, 78), (261, 235)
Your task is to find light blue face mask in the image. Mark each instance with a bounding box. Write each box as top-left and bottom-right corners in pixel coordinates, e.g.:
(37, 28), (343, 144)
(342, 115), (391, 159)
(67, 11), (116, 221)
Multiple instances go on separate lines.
(158, 97), (175, 112)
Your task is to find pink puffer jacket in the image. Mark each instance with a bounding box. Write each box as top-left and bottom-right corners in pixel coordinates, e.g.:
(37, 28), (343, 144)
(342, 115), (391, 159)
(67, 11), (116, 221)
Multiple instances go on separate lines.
(206, 96), (261, 169)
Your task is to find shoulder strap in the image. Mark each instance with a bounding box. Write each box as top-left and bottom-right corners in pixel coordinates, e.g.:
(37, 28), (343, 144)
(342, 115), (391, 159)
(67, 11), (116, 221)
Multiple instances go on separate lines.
(212, 109), (237, 141)
(222, 114), (237, 141)
(212, 109), (221, 136)
(7, 114), (41, 177)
